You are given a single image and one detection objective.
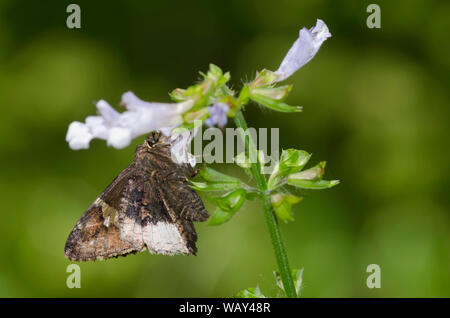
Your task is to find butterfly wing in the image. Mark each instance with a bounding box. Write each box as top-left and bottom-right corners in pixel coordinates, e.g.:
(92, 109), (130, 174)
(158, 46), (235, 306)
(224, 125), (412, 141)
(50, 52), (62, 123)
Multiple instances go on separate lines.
(65, 133), (210, 261)
(64, 164), (145, 261)
(119, 175), (199, 255)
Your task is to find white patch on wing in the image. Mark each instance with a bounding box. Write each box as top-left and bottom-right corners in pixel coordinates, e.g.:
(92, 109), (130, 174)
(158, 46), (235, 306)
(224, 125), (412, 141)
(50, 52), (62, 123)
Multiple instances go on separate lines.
(120, 216), (144, 249)
(143, 221), (189, 255)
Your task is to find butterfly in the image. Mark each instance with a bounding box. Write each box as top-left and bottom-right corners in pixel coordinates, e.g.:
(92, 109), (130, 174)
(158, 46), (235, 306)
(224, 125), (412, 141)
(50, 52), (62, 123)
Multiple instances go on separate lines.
(64, 132), (209, 261)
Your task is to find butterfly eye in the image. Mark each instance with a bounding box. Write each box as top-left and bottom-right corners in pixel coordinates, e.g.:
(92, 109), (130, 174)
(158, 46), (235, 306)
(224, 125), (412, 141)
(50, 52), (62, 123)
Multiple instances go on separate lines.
(145, 132), (161, 147)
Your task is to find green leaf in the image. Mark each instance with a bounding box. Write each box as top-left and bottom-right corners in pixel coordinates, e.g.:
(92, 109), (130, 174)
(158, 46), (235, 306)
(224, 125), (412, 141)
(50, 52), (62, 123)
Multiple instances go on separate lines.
(287, 178), (340, 189)
(190, 181), (241, 192)
(236, 286), (266, 298)
(200, 167), (241, 184)
(209, 189), (246, 214)
(190, 168), (242, 192)
(208, 208), (233, 226)
(271, 193), (302, 223)
(250, 93), (302, 113)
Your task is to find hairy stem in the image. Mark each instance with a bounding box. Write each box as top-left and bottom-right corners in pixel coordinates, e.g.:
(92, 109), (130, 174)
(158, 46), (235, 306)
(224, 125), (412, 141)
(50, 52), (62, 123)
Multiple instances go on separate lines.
(233, 110), (297, 298)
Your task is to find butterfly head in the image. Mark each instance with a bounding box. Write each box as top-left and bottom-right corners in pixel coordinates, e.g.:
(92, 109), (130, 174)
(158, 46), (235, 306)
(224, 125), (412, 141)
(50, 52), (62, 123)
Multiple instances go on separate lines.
(144, 131), (170, 148)
(145, 131), (161, 148)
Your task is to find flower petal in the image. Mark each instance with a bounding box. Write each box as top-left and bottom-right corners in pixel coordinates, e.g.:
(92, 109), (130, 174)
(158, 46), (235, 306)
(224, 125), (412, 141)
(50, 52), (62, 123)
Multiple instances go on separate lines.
(85, 116), (108, 139)
(120, 91), (153, 110)
(66, 121), (93, 150)
(107, 127), (132, 149)
(96, 100), (120, 124)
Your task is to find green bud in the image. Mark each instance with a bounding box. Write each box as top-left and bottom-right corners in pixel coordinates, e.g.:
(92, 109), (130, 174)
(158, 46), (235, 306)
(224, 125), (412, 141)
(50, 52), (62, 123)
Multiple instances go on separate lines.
(207, 63), (223, 78)
(235, 150), (266, 173)
(268, 149), (311, 189)
(208, 208), (233, 226)
(250, 69), (278, 88)
(209, 189), (246, 214)
(279, 149), (310, 174)
(271, 193), (302, 223)
(288, 161), (326, 181)
(251, 85), (292, 101)
(169, 88), (187, 102)
(234, 152), (251, 169)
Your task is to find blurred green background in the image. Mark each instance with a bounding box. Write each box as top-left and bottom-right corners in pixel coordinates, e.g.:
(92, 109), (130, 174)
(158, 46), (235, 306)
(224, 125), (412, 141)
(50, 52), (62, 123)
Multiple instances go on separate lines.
(0, 0), (449, 297)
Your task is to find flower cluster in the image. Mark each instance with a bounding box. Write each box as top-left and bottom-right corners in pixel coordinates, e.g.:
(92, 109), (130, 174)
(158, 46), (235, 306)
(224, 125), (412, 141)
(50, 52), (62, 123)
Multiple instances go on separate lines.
(66, 19), (331, 159)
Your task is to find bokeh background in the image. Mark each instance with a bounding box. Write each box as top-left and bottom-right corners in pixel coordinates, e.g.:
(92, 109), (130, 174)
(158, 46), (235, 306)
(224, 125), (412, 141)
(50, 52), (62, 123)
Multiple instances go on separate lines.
(0, 0), (448, 297)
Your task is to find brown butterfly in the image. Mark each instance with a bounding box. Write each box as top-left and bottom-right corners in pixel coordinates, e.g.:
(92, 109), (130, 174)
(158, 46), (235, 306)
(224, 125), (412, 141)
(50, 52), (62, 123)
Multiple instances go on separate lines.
(64, 131), (209, 261)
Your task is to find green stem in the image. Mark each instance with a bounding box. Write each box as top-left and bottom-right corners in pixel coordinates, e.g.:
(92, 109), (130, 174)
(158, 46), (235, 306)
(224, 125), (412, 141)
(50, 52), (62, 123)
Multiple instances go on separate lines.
(233, 110), (297, 298)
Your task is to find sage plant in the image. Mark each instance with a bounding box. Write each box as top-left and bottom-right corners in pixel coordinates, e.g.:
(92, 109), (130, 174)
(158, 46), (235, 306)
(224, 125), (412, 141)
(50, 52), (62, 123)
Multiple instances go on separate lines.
(66, 19), (338, 298)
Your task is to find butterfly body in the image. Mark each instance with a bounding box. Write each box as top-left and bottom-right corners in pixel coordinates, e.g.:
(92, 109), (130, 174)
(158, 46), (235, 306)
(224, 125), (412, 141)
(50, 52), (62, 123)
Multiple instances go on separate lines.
(64, 132), (209, 261)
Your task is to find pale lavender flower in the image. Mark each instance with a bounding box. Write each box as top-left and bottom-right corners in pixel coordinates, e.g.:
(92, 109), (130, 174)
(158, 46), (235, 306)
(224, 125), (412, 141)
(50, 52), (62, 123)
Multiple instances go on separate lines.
(65, 91), (194, 150)
(275, 19), (331, 82)
(205, 103), (229, 128)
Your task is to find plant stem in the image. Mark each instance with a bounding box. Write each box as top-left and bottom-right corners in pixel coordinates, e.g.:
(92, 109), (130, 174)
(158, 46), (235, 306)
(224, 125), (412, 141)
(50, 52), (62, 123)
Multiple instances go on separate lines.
(233, 110), (297, 298)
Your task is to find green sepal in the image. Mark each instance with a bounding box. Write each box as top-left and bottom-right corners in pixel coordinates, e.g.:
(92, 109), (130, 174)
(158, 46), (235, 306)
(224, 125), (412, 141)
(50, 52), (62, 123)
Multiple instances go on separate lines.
(208, 189), (246, 226)
(273, 268), (303, 297)
(250, 93), (302, 113)
(169, 88), (187, 102)
(208, 208), (233, 226)
(238, 85), (250, 105)
(250, 69), (278, 88)
(182, 107), (210, 124)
